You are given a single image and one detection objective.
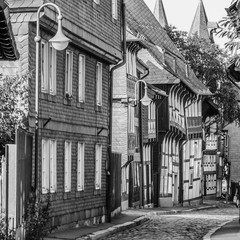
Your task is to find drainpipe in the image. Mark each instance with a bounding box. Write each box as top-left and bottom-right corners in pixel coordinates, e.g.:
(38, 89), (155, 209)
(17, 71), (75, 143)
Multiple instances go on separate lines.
(107, 0), (126, 223)
(138, 70), (150, 208)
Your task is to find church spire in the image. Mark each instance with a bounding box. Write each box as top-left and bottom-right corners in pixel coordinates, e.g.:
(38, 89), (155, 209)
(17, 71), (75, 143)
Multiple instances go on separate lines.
(153, 0), (168, 27)
(189, 0), (211, 42)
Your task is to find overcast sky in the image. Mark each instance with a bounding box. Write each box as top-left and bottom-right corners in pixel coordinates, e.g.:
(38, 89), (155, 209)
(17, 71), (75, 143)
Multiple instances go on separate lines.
(143, 0), (233, 48)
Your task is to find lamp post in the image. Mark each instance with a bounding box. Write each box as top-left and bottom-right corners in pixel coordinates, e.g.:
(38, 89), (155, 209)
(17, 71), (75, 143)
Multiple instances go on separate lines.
(131, 79), (151, 208)
(131, 79), (152, 106)
(34, 3), (70, 190)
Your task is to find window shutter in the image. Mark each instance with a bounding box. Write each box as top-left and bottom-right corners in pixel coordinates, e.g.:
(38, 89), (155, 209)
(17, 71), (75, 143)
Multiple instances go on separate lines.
(96, 62), (102, 106)
(42, 139), (49, 193)
(78, 55), (85, 102)
(49, 46), (56, 95)
(95, 144), (102, 189)
(64, 141), (69, 192)
(77, 143), (85, 191)
(50, 140), (57, 193)
(70, 52), (73, 95)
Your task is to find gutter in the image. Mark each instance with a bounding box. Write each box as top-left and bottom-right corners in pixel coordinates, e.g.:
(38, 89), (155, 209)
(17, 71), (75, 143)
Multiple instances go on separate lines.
(107, 0), (126, 223)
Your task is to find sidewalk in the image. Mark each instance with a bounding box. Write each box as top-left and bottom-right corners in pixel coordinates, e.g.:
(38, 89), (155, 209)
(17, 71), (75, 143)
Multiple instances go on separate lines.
(204, 218), (240, 240)
(44, 201), (218, 240)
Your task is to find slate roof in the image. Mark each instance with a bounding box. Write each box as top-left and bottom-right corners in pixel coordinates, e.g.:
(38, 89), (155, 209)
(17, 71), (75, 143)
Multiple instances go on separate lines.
(0, 0), (19, 60)
(125, 0), (211, 96)
(6, 0), (42, 9)
(153, 0), (168, 27)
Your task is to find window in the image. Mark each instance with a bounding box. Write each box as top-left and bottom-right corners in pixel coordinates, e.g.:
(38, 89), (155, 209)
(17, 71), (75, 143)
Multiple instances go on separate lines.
(77, 143), (85, 191)
(96, 62), (102, 106)
(65, 50), (73, 97)
(112, 0), (118, 20)
(78, 54), (85, 102)
(126, 50), (137, 77)
(64, 141), (72, 192)
(128, 105), (135, 133)
(42, 139), (57, 194)
(41, 40), (56, 94)
(148, 102), (156, 134)
(95, 144), (102, 190)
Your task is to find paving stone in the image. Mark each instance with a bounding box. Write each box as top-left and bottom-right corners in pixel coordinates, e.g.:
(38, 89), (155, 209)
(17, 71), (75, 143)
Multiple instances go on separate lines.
(105, 207), (238, 240)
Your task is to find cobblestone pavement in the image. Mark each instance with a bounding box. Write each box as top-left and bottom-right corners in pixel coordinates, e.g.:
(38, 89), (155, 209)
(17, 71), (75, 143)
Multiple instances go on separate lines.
(105, 204), (239, 240)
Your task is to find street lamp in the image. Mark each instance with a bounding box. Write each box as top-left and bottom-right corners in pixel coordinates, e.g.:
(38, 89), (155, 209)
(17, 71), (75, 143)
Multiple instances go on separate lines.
(131, 79), (152, 106)
(34, 3), (70, 190)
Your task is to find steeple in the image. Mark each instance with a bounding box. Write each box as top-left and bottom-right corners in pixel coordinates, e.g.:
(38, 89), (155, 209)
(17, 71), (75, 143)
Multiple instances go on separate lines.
(189, 0), (212, 42)
(153, 0), (168, 28)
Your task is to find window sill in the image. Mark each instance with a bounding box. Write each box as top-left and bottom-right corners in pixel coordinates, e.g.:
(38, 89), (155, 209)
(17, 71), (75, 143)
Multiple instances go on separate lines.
(63, 191), (71, 199)
(76, 191), (84, 198)
(64, 97), (73, 106)
(94, 189), (101, 195)
(111, 17), (118, 24)
(40, 92), (57, 103)
(95, 105), (102, 112)
(77, 101), (85, 109)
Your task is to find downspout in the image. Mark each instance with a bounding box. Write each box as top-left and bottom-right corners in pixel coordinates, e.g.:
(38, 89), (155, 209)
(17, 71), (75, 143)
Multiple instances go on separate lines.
(107, 0), (126, 223)
(139, 69), (150, 208)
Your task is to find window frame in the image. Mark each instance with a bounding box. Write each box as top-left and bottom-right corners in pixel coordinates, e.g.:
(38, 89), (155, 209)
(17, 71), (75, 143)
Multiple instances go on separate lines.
(95, 144), (102, 190)
(65, 50), (73, 97)
(41, 40), (57, 95)
(78, 54), (86, 103)
(64, 141), (72, 192)
(77, 142), (85, 191)
(42, 139), (57, 194)
(128, 105), (135, 133)
(112, 0), (118, 20)
(96, 62), (102, 106)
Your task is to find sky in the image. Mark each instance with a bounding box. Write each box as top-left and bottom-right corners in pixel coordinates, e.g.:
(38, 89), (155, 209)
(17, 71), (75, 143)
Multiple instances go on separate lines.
(143, 0), (233, 48)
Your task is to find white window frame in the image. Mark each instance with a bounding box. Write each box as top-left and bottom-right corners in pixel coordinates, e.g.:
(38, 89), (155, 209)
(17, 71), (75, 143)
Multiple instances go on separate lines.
(42, 139), (57, 194)
(78, 54), (86, 102)
(128, 105), (135, 133)
(49, 44), (57, 95)
(65, 50), (73, 97)
(77, 142), (85, 191)
(96, 62), (102, 106)
(112, 0), (118, 20)
(64, 141), (72, 192)
(41, 40), (57, 95)
(95, 144), (102, 190)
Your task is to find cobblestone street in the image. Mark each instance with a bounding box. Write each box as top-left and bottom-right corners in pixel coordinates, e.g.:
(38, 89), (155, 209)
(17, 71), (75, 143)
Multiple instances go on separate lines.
(105, 205), (239, 240)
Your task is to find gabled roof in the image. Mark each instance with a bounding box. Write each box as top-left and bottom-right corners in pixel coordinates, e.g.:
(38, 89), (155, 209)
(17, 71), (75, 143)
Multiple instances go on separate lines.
(153, 0), (168, 27)
(125, 0), (183, 60)
(0, 0), (19, 60)
(125, 0), (211, 96)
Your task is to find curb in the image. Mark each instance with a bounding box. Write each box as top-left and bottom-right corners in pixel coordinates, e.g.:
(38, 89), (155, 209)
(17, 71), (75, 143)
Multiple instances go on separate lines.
(78, 205), (217, 240)
(77, 216), (149, 240)
(203, 220), (233, 240)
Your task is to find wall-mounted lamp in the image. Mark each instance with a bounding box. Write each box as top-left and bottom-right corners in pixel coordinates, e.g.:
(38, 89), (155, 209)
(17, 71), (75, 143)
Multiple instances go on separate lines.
(130, 79), (152, 106)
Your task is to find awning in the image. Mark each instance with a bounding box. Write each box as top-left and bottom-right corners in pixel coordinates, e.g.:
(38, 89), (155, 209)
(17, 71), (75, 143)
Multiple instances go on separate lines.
(0, 0), (19, 60)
